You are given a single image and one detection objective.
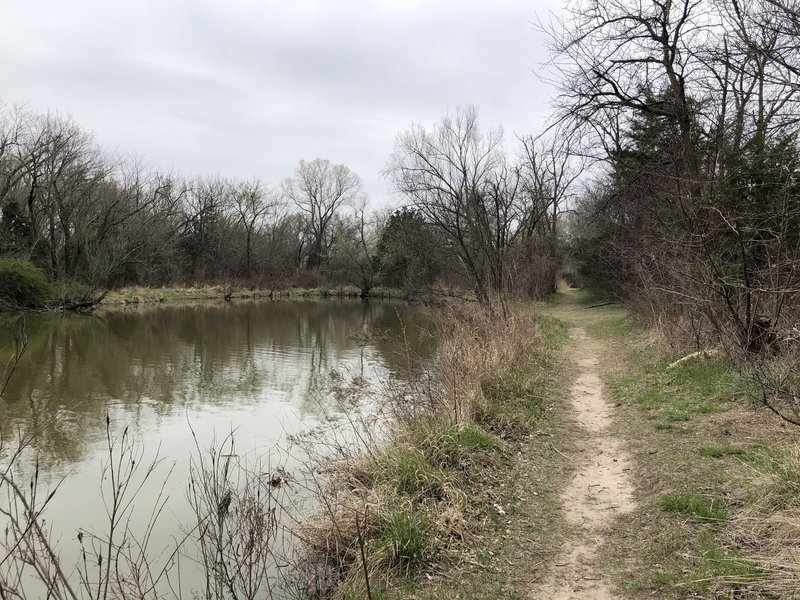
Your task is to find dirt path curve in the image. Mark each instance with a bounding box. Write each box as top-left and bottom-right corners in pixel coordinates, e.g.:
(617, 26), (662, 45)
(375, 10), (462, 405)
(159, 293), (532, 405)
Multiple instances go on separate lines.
(529, 321), (636, 599)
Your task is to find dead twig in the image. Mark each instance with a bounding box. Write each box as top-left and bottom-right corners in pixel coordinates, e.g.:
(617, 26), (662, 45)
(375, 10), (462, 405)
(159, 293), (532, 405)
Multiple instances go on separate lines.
(586, 302), (616, 309)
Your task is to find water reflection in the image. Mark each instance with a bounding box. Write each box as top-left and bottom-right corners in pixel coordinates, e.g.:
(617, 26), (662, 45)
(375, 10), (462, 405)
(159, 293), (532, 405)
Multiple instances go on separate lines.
(0, 299), (435, 470)
(0, 299), (435, 598)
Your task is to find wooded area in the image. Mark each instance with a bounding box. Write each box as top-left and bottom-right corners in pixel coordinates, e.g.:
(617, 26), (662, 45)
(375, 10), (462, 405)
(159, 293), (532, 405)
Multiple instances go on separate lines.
(550, 0), (798, 338)
(551, 0), (800, 421)
(0, 103), (572, 307)
(3, 1), (800, 598)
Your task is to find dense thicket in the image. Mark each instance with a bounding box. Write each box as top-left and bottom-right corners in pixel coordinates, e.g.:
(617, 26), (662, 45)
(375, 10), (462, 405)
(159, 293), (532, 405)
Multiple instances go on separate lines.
(551, 0), (800, 345)
(0, 106), (283, 293)
(552, 0), (800, 420)
(0, 105), (384, 299)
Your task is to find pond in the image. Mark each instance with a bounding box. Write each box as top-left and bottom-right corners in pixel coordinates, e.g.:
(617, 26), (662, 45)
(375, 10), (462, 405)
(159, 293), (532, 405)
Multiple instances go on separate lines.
(0, 299), (436, 598)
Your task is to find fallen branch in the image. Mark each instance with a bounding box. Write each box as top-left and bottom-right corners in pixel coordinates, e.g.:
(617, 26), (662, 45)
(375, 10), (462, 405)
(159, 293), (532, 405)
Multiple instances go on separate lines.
(60, 298), (103, 311)
(551, 444), (574, 463)
(586, 302), (616, 309)
(667, 349), (720, 370)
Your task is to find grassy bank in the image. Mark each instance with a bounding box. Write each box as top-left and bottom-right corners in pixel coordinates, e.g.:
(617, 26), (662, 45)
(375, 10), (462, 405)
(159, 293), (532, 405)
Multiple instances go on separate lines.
(579, 298), (800, 598)
(308, 290), (800, 598)
(299, 304), (568, 599)
(101, 284), (399, 305)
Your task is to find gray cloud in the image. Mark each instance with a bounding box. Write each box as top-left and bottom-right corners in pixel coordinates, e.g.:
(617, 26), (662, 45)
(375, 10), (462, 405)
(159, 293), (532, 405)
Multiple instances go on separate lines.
(1, 0), (560, 204)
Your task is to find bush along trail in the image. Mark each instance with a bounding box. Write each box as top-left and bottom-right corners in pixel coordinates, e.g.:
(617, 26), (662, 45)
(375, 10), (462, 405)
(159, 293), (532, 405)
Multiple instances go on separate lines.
(341, 289), (800, 599)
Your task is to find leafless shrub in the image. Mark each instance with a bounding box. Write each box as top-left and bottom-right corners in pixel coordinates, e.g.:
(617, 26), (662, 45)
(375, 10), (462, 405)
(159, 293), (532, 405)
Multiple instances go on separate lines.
(0, 415), (295, 599)
(185, 429), (290, 600)
(1, 416), (177, 600)
(741, 353), (800, 426)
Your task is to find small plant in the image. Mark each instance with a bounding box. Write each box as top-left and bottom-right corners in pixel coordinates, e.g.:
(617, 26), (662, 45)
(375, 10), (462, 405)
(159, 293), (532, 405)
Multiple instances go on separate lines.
(0, 257), (53, 309)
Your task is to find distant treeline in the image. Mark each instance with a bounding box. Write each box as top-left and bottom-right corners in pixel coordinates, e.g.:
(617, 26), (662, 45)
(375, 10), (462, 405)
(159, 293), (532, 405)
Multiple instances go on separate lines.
(0, 101), (575, 306)
(0, 103), (373, 296)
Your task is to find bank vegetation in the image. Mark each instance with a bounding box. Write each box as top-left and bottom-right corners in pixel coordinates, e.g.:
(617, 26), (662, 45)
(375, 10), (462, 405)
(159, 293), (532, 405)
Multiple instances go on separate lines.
(294, 304), (563, 598)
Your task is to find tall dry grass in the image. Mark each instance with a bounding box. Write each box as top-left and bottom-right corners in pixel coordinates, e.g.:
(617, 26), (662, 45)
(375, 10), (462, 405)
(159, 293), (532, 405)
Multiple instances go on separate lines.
(293, 303), (551, 598)
(727, 445), (800, 596)
(433, 303), (543, 424)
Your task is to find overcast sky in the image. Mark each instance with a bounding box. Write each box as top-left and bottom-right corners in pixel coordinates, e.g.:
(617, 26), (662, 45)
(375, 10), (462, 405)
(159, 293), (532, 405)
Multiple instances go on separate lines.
(1, 0), (562, 206)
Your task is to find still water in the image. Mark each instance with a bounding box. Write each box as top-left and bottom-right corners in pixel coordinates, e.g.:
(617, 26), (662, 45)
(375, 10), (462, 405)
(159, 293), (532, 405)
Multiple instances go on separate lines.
(0, 299), (435, 597)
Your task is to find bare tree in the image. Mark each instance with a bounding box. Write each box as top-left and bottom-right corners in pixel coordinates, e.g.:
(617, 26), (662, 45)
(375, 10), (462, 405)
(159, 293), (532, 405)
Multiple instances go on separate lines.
(553, 0), (800, 425)
(512, 134), (581, 296)
(328, 200), (383, 297)
(284, 158), (362, 270)
(385, 106), (506, 306)
(227, 179), (276, 279)
(179, 177), (232, 281)
(385, 106), (578, 307)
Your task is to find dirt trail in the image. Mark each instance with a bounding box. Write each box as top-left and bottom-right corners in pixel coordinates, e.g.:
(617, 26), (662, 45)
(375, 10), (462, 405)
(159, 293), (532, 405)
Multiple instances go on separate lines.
(530, 325), (636, 599)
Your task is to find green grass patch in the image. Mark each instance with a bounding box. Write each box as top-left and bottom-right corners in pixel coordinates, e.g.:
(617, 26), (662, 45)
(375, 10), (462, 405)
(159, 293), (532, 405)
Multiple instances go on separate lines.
(651, 530), (762, 594)
(610, 349), (741, 428)
(549, 288), (596, 306)
(533, 313), (569, 347)
(456, 425), (499, 451)
(698, 445), (752, 459)
(654, 423), (693, 434)
(376, 506), (436, 569)
(631, 388), (667, 408)
(574, 289), (596, 306)
(660, 493), (728, 522)
(664, 407), (691, 422)
(404, 418), (503, 471)
(367, 446), (451, 499)
(478, 367), (549, 437)
(590, 312), (635, 337)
